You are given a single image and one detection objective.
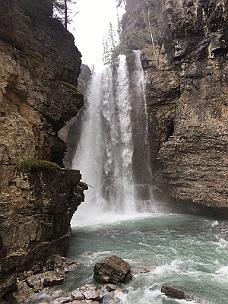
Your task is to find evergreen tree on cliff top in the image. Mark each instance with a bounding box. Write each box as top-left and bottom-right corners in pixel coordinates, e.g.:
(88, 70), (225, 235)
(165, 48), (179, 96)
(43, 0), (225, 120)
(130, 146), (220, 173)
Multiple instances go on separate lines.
(53, 0), (78, 30)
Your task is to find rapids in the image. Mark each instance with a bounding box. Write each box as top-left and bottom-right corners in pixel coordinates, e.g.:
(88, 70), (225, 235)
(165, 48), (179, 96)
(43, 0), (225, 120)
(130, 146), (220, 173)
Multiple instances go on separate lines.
(67, 214), (228, 303)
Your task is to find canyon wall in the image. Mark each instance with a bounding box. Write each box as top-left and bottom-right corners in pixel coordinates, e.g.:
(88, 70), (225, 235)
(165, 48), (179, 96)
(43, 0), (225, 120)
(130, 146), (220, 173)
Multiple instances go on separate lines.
(123, 0), (228, 214)
(0, 14), (86, 298)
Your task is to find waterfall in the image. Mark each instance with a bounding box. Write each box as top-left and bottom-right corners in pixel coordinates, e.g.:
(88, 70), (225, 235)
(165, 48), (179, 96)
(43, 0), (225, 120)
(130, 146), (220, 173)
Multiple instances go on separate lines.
(115, 55), (136, 213)
(71, 52), (154, 224)
(131, 50), (154, 212)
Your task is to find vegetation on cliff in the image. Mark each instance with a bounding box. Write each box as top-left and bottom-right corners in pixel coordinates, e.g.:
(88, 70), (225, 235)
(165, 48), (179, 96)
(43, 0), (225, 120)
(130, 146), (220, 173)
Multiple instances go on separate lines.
(16, 159), (61, 171)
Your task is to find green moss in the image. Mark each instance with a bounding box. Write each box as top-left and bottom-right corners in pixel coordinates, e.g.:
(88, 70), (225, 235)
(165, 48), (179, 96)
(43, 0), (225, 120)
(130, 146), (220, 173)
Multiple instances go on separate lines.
(16, 159), (61, 171)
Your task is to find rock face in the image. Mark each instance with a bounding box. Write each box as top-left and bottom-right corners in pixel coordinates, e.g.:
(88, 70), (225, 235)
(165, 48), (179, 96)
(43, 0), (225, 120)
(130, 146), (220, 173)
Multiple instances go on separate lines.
(0, 12), (85, 300)
(93, 256), (132, 284)
(0, 168), (86, 298)
(122, 0), (228, 214)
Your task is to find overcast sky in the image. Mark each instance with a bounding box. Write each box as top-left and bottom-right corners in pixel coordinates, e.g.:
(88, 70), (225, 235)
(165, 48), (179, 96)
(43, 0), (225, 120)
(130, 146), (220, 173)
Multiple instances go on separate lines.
(69, 0), (123, 69)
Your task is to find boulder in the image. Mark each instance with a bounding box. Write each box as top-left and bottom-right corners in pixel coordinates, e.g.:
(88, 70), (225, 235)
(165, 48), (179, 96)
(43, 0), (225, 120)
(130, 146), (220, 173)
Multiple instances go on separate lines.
(161, 284), (191, 300)
(93, 256), (132, 284)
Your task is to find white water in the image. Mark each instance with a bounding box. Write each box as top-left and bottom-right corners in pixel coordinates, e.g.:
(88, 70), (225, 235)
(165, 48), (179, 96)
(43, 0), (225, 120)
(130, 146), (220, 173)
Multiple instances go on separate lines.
(67, 214), (228, 304)
(71, 52), (153, 226)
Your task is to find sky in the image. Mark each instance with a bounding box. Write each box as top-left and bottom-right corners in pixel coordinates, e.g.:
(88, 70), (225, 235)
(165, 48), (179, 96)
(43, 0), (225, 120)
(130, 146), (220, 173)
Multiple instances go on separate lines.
(69, 0), (123, 69)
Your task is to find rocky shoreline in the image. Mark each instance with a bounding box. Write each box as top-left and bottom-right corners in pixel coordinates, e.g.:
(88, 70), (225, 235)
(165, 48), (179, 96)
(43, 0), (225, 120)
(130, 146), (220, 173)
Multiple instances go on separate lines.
(10, 256), (196, 304)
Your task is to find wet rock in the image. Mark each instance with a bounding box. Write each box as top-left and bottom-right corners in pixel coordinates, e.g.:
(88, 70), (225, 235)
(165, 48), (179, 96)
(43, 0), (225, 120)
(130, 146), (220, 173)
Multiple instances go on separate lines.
(75, 285), (102, 302)
(13, 271), (64, 303)
(26, 271), (64, 290)
(64, 259), (80, 273)
(13, 281), (35, 303)
(93, 256), (132, 284)
(161, 284), (191, 300)
(49, 296), (72, 304)
(0, 11), (85, 298)
(43, 274), (64, 287)
(46, 254), (64, 273)
(26, 274), (43, 292)
(71, 289), (85, 300)
(47, 283), (125, 304)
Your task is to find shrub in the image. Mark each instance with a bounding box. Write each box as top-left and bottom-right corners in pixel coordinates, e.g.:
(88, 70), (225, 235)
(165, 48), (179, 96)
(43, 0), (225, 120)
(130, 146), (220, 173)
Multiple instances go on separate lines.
(16, 159), (61, 171)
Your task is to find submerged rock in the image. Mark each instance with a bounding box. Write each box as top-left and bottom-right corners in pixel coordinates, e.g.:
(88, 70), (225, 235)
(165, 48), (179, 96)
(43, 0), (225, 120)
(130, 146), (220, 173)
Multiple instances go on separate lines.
(161, 284), (191, 300)
(93, 256), (132, 284)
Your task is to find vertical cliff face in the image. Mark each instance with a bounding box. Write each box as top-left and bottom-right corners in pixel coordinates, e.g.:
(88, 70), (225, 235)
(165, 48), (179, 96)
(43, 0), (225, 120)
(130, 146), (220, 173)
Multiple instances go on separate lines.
(0, 14), (86, 298)
(0, 168), (86, 298)
(122, 0), (228, 213)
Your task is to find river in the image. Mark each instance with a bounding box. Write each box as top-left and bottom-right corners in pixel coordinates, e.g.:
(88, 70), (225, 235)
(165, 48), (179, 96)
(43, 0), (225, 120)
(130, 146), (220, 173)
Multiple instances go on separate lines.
(63, 52), (228, 304)
(66, 213), (228, 304)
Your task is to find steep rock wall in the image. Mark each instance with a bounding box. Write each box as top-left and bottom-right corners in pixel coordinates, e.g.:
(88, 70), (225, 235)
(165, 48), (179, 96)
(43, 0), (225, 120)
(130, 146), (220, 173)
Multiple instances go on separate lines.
(123, 0), (228, 214)
(0, 18), (86, 298)
(0, 168), (86, 298)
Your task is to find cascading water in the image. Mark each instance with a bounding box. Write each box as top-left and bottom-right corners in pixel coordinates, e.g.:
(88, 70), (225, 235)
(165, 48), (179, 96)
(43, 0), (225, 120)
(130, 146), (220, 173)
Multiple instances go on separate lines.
(115, 55), (136, 213)
(71, 52), (153, 224)
(131, 50), (154, 211)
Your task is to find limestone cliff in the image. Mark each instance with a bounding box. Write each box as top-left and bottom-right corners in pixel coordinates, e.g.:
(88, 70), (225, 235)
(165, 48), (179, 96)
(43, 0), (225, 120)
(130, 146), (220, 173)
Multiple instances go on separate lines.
(0, 12), (85, 300)
(122, 0), (228, 215)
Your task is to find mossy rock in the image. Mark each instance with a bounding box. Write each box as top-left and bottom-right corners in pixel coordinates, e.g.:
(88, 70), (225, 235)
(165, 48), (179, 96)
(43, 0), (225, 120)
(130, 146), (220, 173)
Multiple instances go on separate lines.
(16, 159), (61, 171)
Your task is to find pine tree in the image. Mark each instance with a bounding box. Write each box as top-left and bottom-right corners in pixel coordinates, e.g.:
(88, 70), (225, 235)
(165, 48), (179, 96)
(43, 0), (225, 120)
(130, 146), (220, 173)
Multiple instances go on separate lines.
(53, 0), (78, 29)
